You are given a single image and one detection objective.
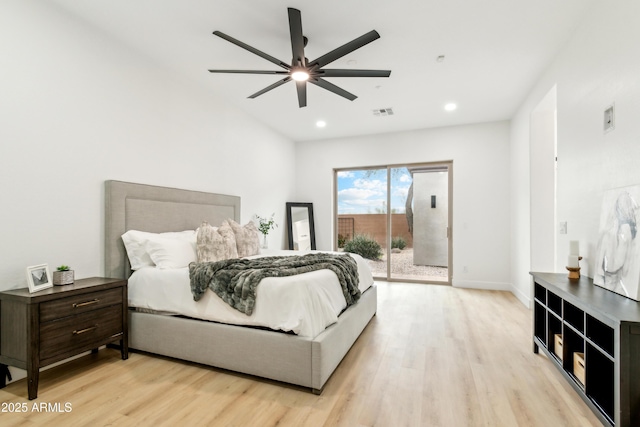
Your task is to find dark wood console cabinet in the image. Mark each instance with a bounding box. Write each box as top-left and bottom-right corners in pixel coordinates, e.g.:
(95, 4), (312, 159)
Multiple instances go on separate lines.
(531, 272), (640, 426)
(0, 277), (128, 399)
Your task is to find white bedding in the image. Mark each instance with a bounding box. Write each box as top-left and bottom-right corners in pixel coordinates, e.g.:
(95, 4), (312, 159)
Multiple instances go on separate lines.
(127, 250), (374, 338)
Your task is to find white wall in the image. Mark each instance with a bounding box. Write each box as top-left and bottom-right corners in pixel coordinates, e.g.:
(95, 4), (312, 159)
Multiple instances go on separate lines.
(0, 0), (296, 291)
(295, 121), (512, 290)
(529, 87), (557, 273)
(510, 1), (640, 306)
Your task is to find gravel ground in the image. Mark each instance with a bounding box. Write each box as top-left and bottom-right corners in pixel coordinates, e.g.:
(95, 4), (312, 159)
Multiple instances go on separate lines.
(366, 248), (448, 280)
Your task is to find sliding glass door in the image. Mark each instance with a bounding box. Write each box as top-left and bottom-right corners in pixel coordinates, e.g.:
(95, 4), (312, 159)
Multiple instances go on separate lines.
(389, 165), (450, 282)
(335, 162), (452, 284)
(336, 168), (388, 278)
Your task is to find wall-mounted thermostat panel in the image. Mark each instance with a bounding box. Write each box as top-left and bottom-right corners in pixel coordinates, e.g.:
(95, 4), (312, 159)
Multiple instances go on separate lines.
(604, 104), (615, 133)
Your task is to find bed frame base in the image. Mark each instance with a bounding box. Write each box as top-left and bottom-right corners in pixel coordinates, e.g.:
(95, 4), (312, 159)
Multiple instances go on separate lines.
(129, 284), (377, 392)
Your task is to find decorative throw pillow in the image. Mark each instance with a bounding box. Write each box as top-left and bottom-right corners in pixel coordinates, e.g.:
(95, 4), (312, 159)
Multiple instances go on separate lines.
(196, 221), (238, 262)
(227, 219), (261, 257)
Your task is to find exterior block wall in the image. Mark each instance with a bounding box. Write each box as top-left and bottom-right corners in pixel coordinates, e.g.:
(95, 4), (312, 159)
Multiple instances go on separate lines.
(338, 214), (413, 248)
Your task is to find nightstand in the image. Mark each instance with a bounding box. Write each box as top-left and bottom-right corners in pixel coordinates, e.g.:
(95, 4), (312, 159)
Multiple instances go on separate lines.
(0, 277), (128, 399)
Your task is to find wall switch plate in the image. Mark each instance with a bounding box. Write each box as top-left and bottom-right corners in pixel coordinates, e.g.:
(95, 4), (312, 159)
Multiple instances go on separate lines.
(604, 104), (615, 133)
(559, 221), (567, 234)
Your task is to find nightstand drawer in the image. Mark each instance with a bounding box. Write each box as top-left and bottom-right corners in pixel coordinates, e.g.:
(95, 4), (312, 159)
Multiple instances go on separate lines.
(40, 304), (123, 363)
(40, 288), (122, 322)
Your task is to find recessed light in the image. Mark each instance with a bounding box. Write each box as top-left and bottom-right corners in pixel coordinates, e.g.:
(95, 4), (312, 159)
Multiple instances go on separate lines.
(316, 120), (326, 128)
(444, 103), (457, 111)
(436, 55), (445, 63)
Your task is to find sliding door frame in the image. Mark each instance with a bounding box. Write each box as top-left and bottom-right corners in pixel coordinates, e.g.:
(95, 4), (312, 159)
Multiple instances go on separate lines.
(334, 160), (453, 285)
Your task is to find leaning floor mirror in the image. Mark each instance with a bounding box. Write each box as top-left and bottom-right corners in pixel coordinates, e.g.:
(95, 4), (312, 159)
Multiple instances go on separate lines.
(286, 202), (316, 251)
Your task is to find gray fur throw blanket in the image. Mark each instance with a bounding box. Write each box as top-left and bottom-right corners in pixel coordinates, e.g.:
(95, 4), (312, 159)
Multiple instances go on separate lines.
(189, 253), (361, 316)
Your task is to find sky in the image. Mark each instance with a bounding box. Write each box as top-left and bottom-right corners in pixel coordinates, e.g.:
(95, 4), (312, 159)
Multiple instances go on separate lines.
(337, 168), (412, 214)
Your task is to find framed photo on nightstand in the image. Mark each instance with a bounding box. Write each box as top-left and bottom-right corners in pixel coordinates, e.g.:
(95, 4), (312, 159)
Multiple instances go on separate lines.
(26, 264), (52, 293)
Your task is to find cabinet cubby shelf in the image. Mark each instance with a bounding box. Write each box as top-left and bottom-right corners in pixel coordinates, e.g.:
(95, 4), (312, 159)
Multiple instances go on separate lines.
(531, 272), (640, 427)
(585, 338), (615, 363)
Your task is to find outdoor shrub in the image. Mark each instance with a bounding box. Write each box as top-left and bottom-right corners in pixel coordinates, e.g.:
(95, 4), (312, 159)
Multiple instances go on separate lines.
(343, 234), (382, 260)
(391, 236), (407, 250)
(337, 234), (347, 248)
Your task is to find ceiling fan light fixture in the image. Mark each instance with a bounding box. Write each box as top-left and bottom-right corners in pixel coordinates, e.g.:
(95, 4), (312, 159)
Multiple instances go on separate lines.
(291, 70), (310, 81)
(209, 8), (390, 107)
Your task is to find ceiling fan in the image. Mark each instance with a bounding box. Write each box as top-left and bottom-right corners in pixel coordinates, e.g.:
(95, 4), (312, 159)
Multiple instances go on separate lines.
(208, 7), (391, 108)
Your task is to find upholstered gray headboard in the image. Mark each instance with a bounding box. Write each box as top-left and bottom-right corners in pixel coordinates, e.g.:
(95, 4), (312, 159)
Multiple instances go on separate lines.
(105, 180), (241, 279)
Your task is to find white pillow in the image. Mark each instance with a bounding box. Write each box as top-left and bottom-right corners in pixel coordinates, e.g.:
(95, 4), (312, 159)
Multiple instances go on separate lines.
(144, 236), (197, 269)
(121, 230), (195, 270)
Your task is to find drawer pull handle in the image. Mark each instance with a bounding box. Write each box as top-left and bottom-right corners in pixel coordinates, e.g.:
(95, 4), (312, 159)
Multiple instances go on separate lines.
(73, 299), (99, 308)
(72, 325), (97, 335)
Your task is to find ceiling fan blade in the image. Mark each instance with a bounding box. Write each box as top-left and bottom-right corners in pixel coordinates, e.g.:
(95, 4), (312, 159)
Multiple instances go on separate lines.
(288, 8), (306, 67)
(208, 69), (290, 75)
(248, 77), (291, 99)
(295, 80), (307, 108)
(309, 78), (357, 101)
(320, 69), (391, 78)
(310, 30), (380, 68)
(213, 31), (290, 70)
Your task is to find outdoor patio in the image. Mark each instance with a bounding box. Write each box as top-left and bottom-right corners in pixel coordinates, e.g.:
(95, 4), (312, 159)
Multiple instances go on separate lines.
(367, 248), (448, 282)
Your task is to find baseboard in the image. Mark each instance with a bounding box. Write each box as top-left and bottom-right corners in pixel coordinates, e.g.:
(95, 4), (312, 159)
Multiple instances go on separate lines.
(452, 279), (531, 308)
(509, 283), (531, 308)
(452, 279), (511, 291)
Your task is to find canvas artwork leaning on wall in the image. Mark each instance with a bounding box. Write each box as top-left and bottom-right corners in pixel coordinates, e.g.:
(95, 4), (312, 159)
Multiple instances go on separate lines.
(594, 185), (640, 301)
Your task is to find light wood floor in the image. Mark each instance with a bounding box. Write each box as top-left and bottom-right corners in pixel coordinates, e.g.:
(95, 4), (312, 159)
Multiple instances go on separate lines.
(0, 282), (603, 426)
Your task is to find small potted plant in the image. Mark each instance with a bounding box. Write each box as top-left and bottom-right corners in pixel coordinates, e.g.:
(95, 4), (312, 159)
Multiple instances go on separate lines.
(255, 213), (277, 249)
(53, 265), (74, 285)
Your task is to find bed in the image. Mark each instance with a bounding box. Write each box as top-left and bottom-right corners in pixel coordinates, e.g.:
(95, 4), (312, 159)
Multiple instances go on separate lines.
(104, 180), (377, 393)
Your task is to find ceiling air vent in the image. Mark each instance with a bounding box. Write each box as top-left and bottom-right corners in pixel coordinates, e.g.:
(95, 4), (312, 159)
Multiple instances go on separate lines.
(373, 108), (394, 116)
